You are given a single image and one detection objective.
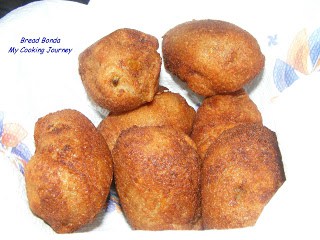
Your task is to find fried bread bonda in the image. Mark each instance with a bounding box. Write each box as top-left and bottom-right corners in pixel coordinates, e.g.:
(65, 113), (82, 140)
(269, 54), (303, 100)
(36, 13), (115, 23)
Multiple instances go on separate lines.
(112, 126), (202, 230)
(202, 123), (286, 229)
(162, 19), (265, 96)
(98, 88), (195, 151)
(25, 109), (113, 233)
(79, 28), (161, 113)
(191, 89), (262, 159)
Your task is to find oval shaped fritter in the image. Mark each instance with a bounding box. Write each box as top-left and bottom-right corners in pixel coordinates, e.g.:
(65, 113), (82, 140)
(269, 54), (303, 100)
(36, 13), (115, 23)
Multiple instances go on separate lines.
(98, 89), (195, 151)
(112, 126), (202, 230)
(79, 28), (161, 113)
(162, 19), (265, 96)
(202, 123), (286, 229)
(25, 109), (113, 233)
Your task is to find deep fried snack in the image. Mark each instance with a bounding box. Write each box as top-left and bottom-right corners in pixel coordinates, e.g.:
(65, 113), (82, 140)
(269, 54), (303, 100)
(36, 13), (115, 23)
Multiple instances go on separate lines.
(202, 123), (286, 229)
(113, 126), (202, 230)
(79, 28), (161, 113)
(98, 88), (195, 151)
(191, 89), (262, 159)
(162, 19), (265, 96)
(25, 109), (113, 233)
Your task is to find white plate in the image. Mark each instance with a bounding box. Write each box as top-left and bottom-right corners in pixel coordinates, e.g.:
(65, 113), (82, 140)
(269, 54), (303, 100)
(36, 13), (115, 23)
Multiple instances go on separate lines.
(0, 0), (319, 239)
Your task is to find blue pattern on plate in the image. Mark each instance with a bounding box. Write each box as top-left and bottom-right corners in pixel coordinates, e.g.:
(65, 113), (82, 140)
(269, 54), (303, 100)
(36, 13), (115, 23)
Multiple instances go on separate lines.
(273, 27), (320, 92)
(309, 28), (320, 69)
(273, 59), (299, 92)
(0, 111), (31, 175)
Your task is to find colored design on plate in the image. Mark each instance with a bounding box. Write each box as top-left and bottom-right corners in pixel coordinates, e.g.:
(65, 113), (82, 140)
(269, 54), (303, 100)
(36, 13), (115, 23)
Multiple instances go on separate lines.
(0, 112), (32, 174)
(268, 34), (278, 46)
(273, 27), (320, 92)
(106, 187), (122, 213)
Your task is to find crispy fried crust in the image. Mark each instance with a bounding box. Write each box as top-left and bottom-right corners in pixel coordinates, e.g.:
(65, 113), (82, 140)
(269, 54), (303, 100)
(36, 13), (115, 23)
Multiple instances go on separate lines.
(112, 126), (202, 230)
(191, 89), (262, 159)
(79, 28), (161, 113)
(202, 123), (286, 229)
(162, 20), (265, 96)
(98, 89), (195, 151)
(25, 109), (113, 233)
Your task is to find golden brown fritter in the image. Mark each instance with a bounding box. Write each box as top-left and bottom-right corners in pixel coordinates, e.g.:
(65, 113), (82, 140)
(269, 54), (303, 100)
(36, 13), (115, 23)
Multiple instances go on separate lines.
(191, 89), (262, 159)
(98, 88), (195, 151)
(79, 28), (161, 113)
(112, 126), (202, 230)
(201, 123), (286, 229)
(162, 19), (265, 96)
(25, 109), (113, 233)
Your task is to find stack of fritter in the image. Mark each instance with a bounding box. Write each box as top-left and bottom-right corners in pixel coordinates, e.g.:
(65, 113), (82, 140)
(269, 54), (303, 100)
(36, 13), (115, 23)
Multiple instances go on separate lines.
(162, 19), (284, 229)
(25, 19), (286, 233)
